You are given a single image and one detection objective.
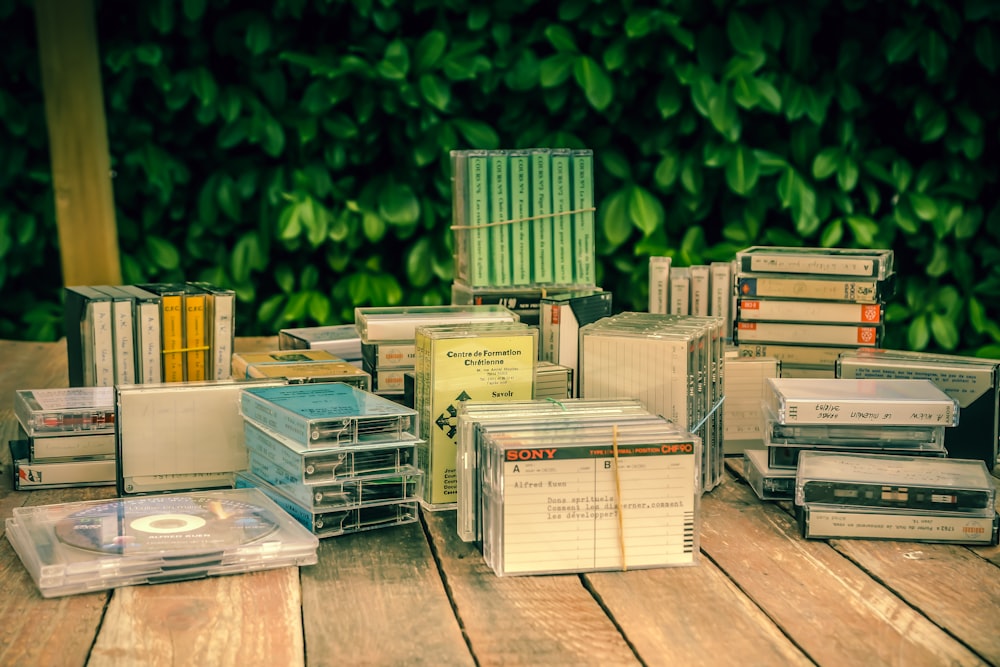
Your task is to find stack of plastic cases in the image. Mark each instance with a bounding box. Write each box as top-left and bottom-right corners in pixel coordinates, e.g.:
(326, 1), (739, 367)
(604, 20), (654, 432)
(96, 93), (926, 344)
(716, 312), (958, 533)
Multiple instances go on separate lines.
(742, 449), (796, 500)
(477, 419), (701, 576)
(761, 377), (958, 473)
(12, 387), (118, 489)
(354, 305), (520, 399)
(236, 382), (424, 538)
(836, 348), (1000, 471)
(413, 321), (537, 509)
(731, 246), (896, 377)
(4, 487), (319, 598)
(456, 397), (655, 544)
(450, 148), (597, 291)
(578, 312), (726, 493)
(793, 450), (999, 545)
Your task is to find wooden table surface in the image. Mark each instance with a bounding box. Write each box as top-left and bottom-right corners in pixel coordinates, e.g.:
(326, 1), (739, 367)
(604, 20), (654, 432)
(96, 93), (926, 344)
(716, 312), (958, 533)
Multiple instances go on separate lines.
(1, 338), (998, 667)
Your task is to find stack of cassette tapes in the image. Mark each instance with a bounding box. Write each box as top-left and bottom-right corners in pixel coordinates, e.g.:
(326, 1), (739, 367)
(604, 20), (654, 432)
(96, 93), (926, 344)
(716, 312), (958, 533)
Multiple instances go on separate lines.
(733, 246), (896, 377)
(456, 397), (666, 545)
(355, 304), (520, 401)
(414, 321), (537, 509)
(474, 412), (701, 576)
(235, 383), (424, 538)
(11, 387), (117, 489)
(450, 148), (597, 318)
(836, 348), (999, 471)
(278, 324), (364, 366)
(578, 312), (726, 493)
(744, 377), (959, 501)
(4, 487), (320, 598)
(794, 451), (999, 545)
(231, 349), (371, 390)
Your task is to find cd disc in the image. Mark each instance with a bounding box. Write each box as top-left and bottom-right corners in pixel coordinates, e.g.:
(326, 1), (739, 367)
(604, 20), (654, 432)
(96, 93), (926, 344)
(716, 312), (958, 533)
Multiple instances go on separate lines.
(54, 495), (281, 555)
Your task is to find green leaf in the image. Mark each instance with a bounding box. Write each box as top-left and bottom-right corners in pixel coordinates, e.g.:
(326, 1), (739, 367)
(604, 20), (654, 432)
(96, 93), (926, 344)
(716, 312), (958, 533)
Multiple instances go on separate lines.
(539, 53), (575, 88)
(246, 16), (272, 56)
(969, 296), (988, 333)
(884, 26), (920, 63)
(146, 235), (180, 270)
(378, 183), (420, 225)
(406, 237), (434, 287)
(362, 212), (386, 242)
(505, 49), (540, 91)
(419, 74), (450, 111)
(732, 74), (760, 109)
(837, 155), (859, 191)
(452, 119), (499, 149)
(908, 314), (930, 350)
(377, 40), (410, 80)
(777, 168), (819, 236)
(811, 147), (842, 180)
(708, 86), (740, 141)
(974, 25), (997, 73)
(680, 155), (703, 197)
(309, 291), (331, 324)
(217, 176), (241, 221)
(892, 159), (913, 192)
(909, 193), (938, 221)
(919, 107), (948, 142)
(261, 117), (286, 157)
(956, 206), (983, 239)
(414, 30), (447, 71)
(926, 243), (949, 277)
(656, 79), (683, 119)
(754, 150), (787, 175)
(628, 186), (664, 237)
(654, 151), (680, 189)
(930, 312), (959, 350)
(754, 77), (782, 113)
(727, 11), (763, 55)
(702, 141), (732, 168)
(573, 56), (614, 111)
(192, 67), (218, 107)
(600, 150), (632, 181)
(819, 218), (844, 247)
(599, 188), (631, 248)
(845, 215), (878, 245)
(134, 44), (163, 66)
(724, 144), (760, 196)
(919, 29), (947, 78)
(545, 25), (578, 52)
(182, 0), (205, 21)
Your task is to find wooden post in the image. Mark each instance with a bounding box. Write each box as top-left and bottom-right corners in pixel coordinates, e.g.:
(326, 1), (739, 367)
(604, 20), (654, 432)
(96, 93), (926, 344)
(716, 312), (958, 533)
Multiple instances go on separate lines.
(35, 0), (122, 286)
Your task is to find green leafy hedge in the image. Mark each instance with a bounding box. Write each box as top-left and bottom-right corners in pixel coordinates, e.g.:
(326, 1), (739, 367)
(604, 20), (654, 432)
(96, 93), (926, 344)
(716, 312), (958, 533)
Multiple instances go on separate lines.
(1, 0), (999, 356)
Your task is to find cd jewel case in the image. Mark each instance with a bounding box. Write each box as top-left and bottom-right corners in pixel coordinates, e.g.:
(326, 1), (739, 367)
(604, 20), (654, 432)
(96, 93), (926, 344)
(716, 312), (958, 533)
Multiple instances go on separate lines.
(5, 487), (319, 598)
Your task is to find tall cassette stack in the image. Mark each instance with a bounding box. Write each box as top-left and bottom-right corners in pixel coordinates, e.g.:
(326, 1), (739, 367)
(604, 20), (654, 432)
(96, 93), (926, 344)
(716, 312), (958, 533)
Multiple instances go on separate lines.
(732, 246), (895, 377)
(578, 312), (726, 492)
(745, 377), (958, 501)
(355, 304), (520, 402)
(794, 451), (998, 545)
(450, 148), (597, 319)
(11, 387), (117, 489)
(414, 321), (537, 509)
(235, 382), (424, 538)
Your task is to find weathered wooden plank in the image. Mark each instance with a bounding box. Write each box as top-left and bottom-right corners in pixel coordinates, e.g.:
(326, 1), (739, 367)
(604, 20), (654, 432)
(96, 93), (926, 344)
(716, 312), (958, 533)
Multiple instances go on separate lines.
(0, 486), (116, 667)
(831, 539), (1000, 663)
(35, 0), (122, 286)
(424, 510), (639, 666)
(700, 477), (986, 666)
(585, 559), (812, 665)
(89, 568), (304, 667)
(301, 519), (473, 666)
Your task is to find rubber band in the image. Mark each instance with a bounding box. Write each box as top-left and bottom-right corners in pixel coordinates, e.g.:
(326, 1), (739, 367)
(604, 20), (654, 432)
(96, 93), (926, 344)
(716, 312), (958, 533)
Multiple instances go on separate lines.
(449, 206), (596, 230)
(162, 345), (210, 354)
(543, 397), (568, 411)
(612, 424), (627, 571)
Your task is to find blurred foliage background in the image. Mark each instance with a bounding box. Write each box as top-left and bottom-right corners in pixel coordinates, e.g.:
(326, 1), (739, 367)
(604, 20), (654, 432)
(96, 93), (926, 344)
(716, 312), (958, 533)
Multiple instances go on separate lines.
(1, 0), (998, 356)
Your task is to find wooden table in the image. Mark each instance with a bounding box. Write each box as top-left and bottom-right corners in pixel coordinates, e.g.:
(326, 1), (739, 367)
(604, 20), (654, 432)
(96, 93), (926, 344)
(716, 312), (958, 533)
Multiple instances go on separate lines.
(1, 338), (998, 667)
